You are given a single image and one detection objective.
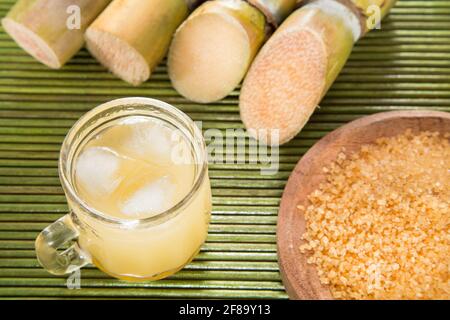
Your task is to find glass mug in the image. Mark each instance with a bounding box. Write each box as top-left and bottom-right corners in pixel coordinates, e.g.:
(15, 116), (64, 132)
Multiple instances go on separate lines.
(35, 97), (211, 281)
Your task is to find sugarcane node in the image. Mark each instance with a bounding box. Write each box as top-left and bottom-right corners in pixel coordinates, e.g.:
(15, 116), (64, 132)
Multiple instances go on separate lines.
(332, 0), (396, 35)
(246, 0), (298, 27)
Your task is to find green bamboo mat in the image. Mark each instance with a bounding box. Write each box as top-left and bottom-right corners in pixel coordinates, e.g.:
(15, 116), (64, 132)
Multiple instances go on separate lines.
(0, 0), (449, 299)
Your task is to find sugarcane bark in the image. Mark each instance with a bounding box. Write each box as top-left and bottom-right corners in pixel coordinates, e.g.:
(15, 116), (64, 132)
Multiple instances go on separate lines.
(168, 0), (266, 103)
(1, 0), (111, 68)
(239, 3), (356, 145)
(247, 0), (298, 26)
(85, 0), (191, 85)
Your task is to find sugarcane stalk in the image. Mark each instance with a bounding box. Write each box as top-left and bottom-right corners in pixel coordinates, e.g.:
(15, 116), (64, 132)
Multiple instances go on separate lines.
(85, 0), (202, 86)
(1, 0), (111, 69)
(168, 0), (296, 103)
(247, 0), (298, 26)
(336, 0), (397, 34)
(239, 0), (396, 145)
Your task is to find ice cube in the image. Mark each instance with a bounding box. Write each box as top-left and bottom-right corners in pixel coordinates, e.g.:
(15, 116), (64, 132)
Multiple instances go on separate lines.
(121, 176), (176, 217)
(126, 121), (175, 162)
(75, 147), (121, 196)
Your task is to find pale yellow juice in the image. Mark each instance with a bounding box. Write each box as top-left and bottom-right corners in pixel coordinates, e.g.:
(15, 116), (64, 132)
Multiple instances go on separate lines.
(71, 116), (211, 280)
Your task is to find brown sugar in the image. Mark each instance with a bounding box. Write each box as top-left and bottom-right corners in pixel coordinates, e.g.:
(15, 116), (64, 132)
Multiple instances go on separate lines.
(299, 130), (450, 299)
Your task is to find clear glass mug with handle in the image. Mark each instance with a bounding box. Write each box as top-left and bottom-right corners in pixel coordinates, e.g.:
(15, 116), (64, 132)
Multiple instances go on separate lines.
(35, 97), (211, 281)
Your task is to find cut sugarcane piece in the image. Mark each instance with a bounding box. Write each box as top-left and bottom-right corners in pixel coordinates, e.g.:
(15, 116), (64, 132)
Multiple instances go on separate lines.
(248, 0), (298, 26)
(240, 0), (396, 145)
(168, 0), (267, 103)
(1, 0), (111, 68)
(85, 0), (198, 86)
(239, 0), (361, 145)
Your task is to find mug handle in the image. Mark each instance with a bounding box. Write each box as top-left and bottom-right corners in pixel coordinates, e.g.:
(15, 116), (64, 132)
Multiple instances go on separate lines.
(35, 214), (91, 275)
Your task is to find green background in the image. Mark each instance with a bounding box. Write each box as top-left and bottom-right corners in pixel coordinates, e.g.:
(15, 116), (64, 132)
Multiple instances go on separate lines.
(0, 0), (449, 299)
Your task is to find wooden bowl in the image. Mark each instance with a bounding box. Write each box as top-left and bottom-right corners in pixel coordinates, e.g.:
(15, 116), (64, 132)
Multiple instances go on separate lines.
(277, 110), (450, 300)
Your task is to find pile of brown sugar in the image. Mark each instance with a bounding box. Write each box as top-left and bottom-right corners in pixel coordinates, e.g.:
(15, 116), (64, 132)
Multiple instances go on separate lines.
(299, 130), (449, 300)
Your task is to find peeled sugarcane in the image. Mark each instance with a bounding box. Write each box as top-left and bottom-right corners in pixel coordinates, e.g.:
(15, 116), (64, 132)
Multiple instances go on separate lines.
(1, 0), (111, 69)
(239, 0), (397, 145)
(168, 0), (297, 103)
(85, 0), (204, 86)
